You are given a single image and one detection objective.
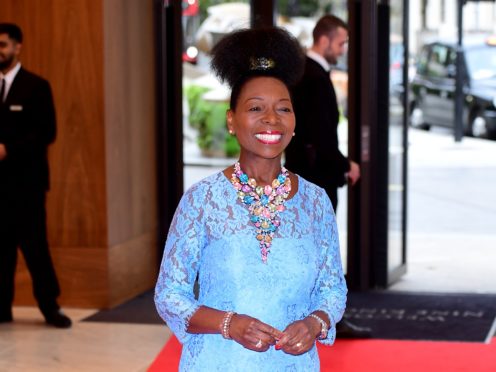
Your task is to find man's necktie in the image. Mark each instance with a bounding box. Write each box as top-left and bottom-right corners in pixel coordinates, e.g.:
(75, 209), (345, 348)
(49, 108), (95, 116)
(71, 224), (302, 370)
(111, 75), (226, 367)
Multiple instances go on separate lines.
(0, 78), (5, 104)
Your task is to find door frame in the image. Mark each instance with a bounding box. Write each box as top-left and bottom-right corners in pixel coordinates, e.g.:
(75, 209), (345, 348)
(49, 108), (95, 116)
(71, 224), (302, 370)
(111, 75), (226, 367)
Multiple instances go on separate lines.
(347, 0), (409, 290)
(155, 0), (410, 288)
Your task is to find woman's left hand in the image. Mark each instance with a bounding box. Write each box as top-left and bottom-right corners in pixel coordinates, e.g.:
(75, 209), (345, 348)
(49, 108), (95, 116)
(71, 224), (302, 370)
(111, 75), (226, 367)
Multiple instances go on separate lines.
(275, 318), (320, 355)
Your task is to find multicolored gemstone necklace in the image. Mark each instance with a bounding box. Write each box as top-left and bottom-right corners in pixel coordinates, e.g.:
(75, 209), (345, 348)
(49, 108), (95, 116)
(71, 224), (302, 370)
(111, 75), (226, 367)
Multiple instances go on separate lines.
(230, 162), (291, 263)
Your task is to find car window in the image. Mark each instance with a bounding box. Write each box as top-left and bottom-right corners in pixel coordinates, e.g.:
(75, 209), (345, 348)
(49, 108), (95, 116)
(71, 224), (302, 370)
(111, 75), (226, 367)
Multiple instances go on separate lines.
(427, 45), (450, 78)
(448, 48), (457, 65)
(416, 46), (429, 75)
(465, 46), (496, 80)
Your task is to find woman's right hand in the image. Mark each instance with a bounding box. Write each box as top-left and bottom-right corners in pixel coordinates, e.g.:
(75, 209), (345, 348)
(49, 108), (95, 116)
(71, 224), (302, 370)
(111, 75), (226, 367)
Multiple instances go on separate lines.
(228, 313), (283, 352)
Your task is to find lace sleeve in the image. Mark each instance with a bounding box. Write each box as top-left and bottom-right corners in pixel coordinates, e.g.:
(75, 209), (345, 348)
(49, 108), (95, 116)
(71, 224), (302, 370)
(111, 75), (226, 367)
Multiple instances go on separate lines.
(154, 188), (204, 344)
(310, 192), (348, 345)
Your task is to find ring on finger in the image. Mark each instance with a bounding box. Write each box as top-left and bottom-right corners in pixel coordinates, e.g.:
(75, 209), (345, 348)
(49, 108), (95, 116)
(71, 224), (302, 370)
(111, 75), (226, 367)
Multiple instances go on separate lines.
(255, 339), (263, 348)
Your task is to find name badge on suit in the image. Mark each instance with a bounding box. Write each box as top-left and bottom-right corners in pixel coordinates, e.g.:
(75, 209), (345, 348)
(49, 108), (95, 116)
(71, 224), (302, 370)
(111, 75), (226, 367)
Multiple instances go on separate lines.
(9, 105), (23, 111)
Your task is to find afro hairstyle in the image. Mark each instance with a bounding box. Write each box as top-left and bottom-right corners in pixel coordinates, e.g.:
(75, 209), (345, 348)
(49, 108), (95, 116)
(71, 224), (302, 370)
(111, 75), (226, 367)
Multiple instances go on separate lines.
(210, 27), (305, 108)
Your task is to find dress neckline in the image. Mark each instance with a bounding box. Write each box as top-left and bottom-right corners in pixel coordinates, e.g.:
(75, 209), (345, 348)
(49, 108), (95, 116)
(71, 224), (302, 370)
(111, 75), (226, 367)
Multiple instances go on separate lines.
(220, 170), (302, 206)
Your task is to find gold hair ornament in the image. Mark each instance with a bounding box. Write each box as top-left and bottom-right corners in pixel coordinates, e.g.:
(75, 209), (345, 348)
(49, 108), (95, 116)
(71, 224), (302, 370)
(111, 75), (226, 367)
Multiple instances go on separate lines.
(249, 57), (275, 71)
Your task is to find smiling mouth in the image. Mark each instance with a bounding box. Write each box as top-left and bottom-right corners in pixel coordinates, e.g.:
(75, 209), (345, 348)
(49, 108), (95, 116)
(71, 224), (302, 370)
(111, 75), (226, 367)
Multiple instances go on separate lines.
(254, 132), (283, 144)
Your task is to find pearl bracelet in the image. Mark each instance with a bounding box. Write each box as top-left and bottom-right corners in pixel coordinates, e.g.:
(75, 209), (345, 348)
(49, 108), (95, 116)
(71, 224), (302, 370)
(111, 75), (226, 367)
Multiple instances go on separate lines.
(221, 311), (235, 339)
(308, 313), (329, 340)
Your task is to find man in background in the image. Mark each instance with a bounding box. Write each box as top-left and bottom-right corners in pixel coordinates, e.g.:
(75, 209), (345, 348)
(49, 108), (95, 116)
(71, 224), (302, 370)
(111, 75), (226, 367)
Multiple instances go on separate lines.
(0, 23), (71, 328)
(285, 15), (369, 338)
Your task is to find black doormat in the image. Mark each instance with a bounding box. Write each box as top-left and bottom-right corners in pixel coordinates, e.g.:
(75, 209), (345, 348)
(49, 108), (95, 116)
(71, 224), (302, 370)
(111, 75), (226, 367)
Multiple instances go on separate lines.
(82, 289), (163, 325)
(345, 291), (496, 343)
(83, 290), (496, 343)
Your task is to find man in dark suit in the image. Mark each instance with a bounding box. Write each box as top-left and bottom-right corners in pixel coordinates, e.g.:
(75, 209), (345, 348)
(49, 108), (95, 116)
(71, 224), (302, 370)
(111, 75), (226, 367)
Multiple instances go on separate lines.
(285, 15), (369, 338)
(0, 23), (71, 328)
(285, 15), (360, 209)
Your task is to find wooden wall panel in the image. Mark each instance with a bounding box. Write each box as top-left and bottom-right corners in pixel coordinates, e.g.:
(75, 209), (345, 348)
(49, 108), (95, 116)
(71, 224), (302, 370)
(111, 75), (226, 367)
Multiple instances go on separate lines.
(108, 231), (158, 307)
(14, 247), (110, 308)
(1, 0), (108, 248)
(3, 0), (159, 309)
(103, 0), (158, 246)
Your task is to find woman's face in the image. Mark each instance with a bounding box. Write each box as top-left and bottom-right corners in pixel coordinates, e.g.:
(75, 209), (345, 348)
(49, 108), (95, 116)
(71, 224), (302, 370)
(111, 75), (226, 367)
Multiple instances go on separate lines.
(227, 76), (295, 161)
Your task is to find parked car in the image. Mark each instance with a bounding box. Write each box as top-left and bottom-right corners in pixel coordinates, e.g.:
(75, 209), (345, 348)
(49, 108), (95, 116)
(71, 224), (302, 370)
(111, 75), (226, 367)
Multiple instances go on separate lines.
(410, 36), (496, 138)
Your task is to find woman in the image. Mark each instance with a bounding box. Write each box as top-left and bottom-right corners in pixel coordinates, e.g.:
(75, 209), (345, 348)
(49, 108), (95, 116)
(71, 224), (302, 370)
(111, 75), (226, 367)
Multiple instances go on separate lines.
(155, 27), (347, 371)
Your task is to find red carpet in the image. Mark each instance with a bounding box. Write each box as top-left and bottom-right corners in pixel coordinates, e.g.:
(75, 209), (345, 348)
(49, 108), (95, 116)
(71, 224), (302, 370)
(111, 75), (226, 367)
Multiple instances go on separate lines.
(148, 336), (496, 372)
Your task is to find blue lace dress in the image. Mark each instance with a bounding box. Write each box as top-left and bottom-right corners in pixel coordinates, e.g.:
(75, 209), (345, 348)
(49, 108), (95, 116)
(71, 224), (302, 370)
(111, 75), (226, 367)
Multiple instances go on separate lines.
(154, 172), (347, 372)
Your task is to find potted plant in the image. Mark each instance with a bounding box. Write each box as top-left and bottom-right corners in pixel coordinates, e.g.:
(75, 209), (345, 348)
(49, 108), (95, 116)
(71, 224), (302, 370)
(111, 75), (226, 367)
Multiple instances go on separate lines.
(186, 84), (240, 158)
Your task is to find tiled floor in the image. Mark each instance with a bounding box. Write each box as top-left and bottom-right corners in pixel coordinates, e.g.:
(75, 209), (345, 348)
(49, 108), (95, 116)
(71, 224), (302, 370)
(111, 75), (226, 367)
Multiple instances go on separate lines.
(0, 307), (171, 372)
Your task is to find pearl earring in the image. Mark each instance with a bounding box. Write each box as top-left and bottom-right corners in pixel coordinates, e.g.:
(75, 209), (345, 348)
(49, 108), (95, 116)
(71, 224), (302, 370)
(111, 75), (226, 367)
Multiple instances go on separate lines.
(292, 132), (296, 137)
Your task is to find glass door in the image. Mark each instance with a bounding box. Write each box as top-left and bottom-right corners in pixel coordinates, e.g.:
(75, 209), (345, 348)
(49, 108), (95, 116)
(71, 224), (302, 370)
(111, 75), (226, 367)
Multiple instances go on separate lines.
(346, 0), (408, 289)
(275, 0), (349, 272)
(386, 0), (408, 284)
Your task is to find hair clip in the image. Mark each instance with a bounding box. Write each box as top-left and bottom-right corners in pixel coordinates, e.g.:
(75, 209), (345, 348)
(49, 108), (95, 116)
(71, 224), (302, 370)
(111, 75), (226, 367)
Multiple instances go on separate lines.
(249, 57), (275, 71)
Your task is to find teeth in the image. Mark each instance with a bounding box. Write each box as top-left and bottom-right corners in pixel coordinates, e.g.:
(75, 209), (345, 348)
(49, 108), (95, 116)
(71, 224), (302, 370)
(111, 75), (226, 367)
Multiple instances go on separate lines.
(255, 133), (282, 142)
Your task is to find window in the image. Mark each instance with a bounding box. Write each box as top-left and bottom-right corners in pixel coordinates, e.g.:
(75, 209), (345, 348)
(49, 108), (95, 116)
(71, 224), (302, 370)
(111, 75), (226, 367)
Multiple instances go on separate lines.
(465, 46), (496, 80)
(427, 45), (450, 78)
(416, 46), (429, 75)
